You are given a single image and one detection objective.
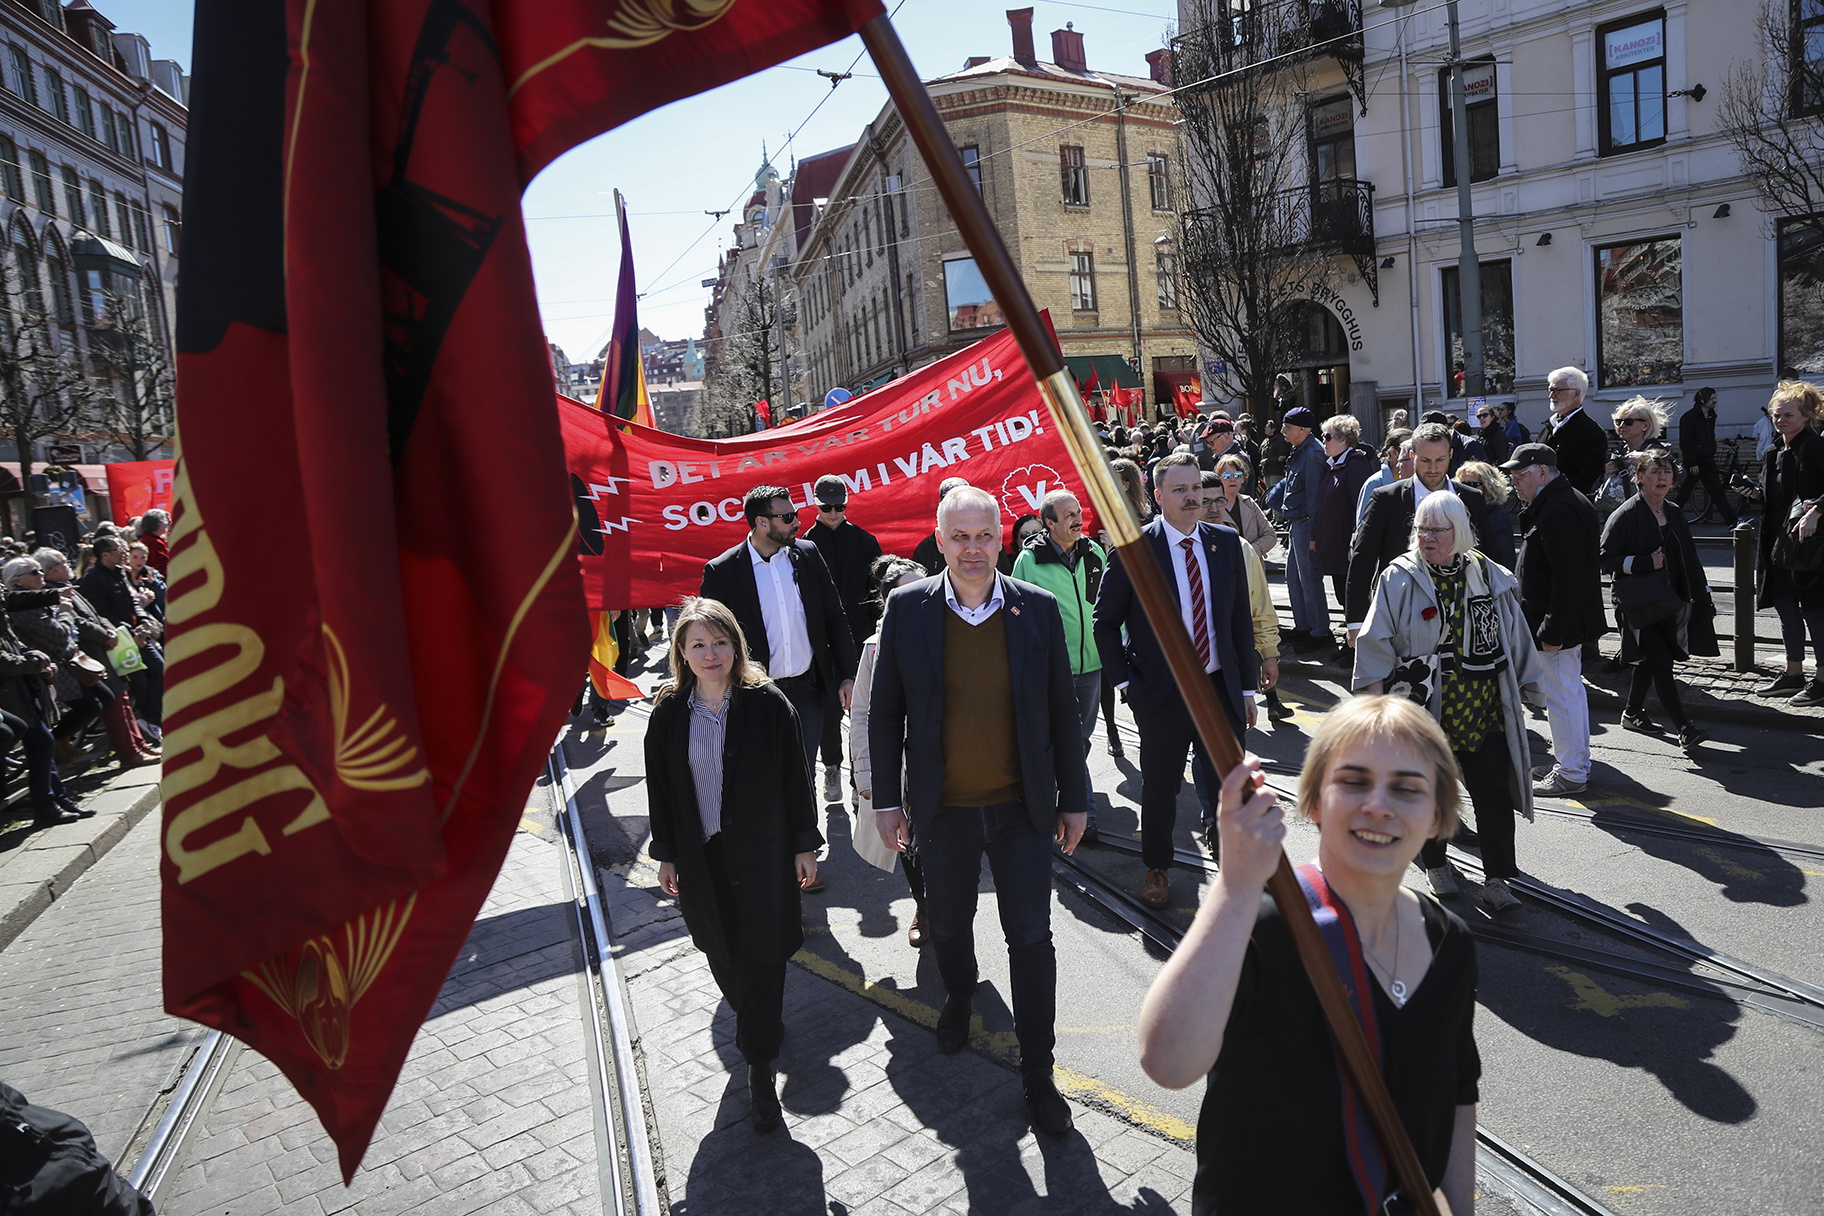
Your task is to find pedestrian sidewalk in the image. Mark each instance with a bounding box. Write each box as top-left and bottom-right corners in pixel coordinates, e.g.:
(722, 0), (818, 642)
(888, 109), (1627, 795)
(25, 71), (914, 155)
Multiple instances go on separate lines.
(599, 843), (1197, 1215)
(0, 760), (161, 951)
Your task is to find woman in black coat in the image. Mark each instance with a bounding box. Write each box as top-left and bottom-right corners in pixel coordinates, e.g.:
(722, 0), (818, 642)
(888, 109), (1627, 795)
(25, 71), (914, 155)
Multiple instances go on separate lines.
(1600, 451), (1718, 754)
(0, 574), (85, 827)
(1751, 381), (1824, 704)
(646, 596), (822, 1133)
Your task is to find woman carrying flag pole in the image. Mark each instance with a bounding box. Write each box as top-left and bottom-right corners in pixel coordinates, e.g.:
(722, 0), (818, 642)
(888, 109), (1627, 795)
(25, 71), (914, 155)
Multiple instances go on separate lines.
(1137, 696), (1479, 1214)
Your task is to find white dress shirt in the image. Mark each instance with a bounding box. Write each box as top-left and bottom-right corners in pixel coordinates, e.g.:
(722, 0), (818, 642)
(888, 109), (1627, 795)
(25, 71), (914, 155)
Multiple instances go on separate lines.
(1160, 517), (1220, 675)
(748, 539), (813, 679)
(942, 568), (1006, 625)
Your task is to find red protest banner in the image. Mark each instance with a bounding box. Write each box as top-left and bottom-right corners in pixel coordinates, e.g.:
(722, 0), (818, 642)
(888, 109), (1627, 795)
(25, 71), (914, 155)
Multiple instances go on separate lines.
(104, 459), (175, 524)
(562, 326), (1099, 609)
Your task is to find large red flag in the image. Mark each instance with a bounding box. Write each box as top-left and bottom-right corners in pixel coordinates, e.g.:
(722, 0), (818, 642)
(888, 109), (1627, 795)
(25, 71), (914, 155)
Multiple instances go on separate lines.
(170, 0), (883, 1181)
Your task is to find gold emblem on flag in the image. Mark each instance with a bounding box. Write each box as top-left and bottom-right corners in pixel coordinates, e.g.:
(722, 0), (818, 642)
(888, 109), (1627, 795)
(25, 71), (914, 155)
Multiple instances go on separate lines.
(244, 894), (417, 1070)
(600, 0), (739, 48)
(325, 626), (431, 792)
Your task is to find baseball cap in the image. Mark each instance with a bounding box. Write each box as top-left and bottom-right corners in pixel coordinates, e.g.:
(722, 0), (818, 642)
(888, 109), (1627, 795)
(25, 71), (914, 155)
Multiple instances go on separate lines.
(1500, 442), (1558, 472)
(813, 475), (847, 506)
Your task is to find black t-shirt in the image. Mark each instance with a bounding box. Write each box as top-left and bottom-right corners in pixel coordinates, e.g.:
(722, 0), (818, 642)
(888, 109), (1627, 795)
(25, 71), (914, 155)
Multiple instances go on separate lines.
(1193, 890), (1480, 1215)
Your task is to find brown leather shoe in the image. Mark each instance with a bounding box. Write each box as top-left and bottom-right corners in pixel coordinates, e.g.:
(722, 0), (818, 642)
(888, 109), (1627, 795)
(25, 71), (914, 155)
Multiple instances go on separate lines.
(1140, 868), (1170, 909)
(907, 907), (927, 948)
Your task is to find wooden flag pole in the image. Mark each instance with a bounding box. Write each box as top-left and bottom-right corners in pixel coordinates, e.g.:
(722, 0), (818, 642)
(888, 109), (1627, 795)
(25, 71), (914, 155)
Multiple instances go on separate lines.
(857, 16), (1443, 1214)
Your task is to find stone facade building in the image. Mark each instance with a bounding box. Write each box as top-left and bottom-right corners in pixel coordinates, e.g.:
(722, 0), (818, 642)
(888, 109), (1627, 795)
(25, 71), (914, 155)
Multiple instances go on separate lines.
(0, 0), (185, 475)
(1175, 0), (1819, 444)
(792, 10), (1200, 411)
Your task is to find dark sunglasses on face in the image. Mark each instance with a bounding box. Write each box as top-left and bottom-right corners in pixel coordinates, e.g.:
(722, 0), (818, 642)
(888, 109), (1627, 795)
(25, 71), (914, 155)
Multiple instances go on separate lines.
(818, 504), (846, 512)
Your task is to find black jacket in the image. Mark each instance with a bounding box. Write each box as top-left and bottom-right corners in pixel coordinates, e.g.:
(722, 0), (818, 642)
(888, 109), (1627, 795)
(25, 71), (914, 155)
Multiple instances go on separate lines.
(644, 682), (822, 977)
(1515, 473), (1607, 647)
(1344, 479), (1491, 626)
(912, 533), (942, 576)
(1092, 519), (1258, 733)
(0, 588), (61, 724)
(869, 574), (1090, 832)
(1678, 405), (1719, 465)
(700, 538), (858, 685)
(1542, 408), (1611, 498)
(1599, 493), (1718, 660)
(806, 518), (883, 646)
(1757, 425), (1824, 610)
(77, 564), (154, 631)
(1477, 422), (1512, 466)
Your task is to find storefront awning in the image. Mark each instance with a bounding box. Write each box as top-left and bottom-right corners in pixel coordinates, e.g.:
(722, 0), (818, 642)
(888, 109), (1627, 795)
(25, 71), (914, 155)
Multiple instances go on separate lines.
(1064, 354), (1142, 391)
(0, 463), (109, 494)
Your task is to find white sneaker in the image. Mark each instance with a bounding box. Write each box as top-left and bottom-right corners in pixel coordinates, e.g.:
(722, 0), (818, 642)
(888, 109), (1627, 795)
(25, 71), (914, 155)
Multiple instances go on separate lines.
(1481, 879), (1522, 914)
(822, 769), (843, 804)
(1426, 866), (1460, 897)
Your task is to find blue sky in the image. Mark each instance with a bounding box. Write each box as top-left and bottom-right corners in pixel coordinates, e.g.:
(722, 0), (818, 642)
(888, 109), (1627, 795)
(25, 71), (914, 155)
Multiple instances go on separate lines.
(146, 2), (1177, 358)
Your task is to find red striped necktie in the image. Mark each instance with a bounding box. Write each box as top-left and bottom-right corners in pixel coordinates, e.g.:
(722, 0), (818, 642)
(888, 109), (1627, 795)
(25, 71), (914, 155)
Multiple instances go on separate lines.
(1180, 536), (1212, 668)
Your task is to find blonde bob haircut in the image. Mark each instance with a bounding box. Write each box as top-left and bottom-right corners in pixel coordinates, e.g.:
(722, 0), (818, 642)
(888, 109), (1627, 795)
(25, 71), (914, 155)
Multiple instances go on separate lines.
(1296, 694), (1461, 841)
(658, 597), (770, 704)
(1408, 489), (1478, 561)
(1455, 460), (1510, 507)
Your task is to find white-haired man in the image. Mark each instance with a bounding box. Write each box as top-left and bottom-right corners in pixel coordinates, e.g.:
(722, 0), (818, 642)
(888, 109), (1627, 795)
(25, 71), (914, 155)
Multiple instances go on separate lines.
(869, 486), (1090, 1136)
(1540, 366), (1608, 498)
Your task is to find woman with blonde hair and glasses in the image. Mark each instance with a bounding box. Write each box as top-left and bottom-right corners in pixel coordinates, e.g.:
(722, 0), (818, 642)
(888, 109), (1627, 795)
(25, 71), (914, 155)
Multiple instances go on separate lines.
(1138, 696), (1480, 1215)
(1353, 491), (1542, 913)
(1596, 396), (1671, 518)
(645, 597), (822, 1132)
(1750, 380), (1824, 704)
(1453, 460), (1516, 571)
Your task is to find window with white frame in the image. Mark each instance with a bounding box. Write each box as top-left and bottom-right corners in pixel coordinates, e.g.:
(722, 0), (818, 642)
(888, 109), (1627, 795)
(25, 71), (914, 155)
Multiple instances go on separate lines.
(1069, 249), (1097, 310)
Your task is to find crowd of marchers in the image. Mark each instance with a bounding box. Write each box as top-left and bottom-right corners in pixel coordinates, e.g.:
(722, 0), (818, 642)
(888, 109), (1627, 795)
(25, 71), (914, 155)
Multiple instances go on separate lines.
(611, 373), (1821, 1212)
(0, 510), (167, 830)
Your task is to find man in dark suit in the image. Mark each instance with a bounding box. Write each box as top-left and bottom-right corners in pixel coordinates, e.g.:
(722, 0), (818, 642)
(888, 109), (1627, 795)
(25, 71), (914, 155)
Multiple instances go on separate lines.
(868, 485), (1089, 1137)
(1094, 453), (1258, 911)
(1344, 422), (1493, 641)
(700, 484), (857, 805)
(806, 474), (883, 803)
(1540, 366), (1610, 497)
(1504, 444), (1606, 797)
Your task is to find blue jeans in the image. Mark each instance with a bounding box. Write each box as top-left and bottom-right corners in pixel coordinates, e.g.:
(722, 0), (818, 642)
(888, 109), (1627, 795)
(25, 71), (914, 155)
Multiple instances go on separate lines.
(1285, 520), (1328, 635)
(918, 800), (1056, 1080)
(1072, 669), (1102, 826)
(0, 707), (66, 808)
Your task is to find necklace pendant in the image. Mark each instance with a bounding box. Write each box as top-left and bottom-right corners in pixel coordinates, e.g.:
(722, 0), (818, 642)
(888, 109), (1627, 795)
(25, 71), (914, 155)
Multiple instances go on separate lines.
(1389, 979), (1409, 1007)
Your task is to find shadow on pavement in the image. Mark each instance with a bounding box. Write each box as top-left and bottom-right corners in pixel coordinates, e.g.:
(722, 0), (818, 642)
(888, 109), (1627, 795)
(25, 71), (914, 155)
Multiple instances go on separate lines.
(1477, 901), (1758, 1125)
(427, 900), (581, 1019)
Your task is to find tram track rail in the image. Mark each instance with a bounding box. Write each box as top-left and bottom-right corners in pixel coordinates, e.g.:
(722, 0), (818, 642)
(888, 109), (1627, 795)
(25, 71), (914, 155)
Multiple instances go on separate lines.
(1048, 849), (1622, 1216)
(118, 737), (656, 1215)
(1087, 823), (1824, 1031)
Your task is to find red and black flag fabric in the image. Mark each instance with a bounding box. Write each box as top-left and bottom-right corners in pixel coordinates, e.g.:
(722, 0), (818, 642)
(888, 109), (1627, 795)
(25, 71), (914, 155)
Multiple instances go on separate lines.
(170, 0), (883, 1181)
(601, 188), (654, 427)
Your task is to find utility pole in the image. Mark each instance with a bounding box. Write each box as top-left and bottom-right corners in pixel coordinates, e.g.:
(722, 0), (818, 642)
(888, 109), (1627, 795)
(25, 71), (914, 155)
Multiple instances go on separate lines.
(1112, 87), (1145, 382)
(1446, 3), (1483, 401)
(771, 257), (792, 421)
(1382, 0), (1480, 402)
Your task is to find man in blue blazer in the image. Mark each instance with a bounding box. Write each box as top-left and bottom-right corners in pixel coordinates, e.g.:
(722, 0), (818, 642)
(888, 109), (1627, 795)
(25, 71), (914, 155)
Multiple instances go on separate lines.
(1094, 453), (1258, 909)
(868, 486), (1090, 1137)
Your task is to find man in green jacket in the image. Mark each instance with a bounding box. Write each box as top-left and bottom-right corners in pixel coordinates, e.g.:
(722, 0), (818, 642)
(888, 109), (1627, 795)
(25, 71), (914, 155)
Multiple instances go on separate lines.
(1011, 488), (1105, 844)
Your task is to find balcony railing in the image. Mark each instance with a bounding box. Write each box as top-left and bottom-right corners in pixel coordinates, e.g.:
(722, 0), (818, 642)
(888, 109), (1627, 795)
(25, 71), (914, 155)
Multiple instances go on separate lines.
(1171, 0), (1364, 111)
(1182, 177), (1379, 304)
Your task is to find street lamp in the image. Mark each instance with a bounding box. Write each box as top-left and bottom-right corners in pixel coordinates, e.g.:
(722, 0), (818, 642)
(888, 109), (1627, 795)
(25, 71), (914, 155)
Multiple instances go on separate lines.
(1381, 0), (1481, 403)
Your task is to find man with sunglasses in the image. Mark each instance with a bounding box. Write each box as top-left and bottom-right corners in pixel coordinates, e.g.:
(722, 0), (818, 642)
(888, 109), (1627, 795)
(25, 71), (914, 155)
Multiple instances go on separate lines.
(1540, 366), (1608, 497)
(702, 485), (858, 877)
(807, 474), (882, 803)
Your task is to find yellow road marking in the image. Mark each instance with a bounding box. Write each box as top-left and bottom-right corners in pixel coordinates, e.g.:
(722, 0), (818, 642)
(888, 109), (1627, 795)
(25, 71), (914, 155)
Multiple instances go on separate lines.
(1577, 794), (1718, 826)
(1692, 847), (1767, 882)
(1546, 966), (1689, 1018)
(791, 948), (1195, 1144)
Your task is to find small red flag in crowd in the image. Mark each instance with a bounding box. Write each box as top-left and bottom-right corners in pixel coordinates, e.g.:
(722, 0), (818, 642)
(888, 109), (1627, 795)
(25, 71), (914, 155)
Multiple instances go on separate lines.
(755, 397), (773, 427)
(169, 0), (884, 1181)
